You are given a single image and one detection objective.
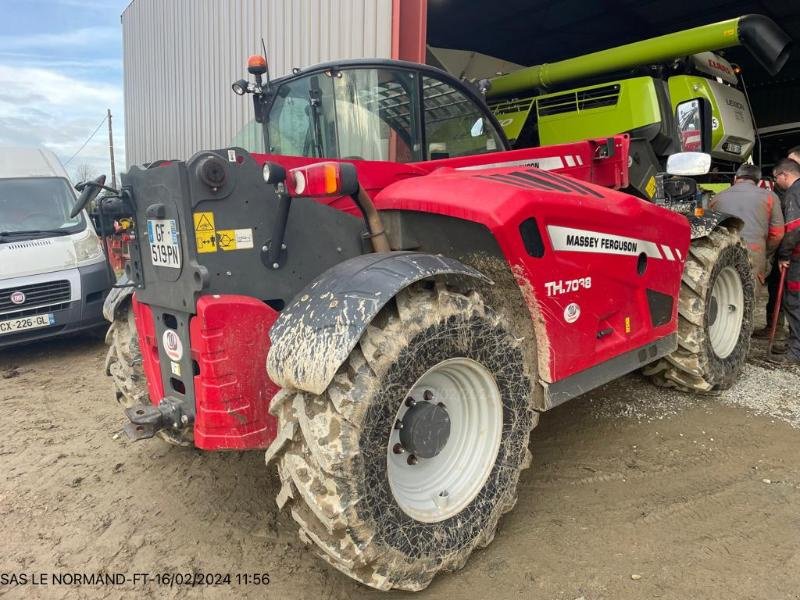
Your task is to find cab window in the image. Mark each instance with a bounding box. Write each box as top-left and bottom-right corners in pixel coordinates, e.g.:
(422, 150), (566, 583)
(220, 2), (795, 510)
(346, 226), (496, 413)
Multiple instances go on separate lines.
(422, 76), (503, 159)
(332, 68), (420, 162)
(267, 74), (335, 157)
(265, 67), (421, 162)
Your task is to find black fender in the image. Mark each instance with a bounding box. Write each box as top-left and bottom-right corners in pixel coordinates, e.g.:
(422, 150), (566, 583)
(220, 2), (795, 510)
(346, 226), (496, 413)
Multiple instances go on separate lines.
(688, 210), (744, 240)
(267, 252), (490, 395)
(102, 273), (135, 322)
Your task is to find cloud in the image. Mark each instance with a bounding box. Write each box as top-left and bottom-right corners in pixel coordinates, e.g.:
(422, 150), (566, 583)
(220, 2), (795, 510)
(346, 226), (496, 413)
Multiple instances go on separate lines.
(0, 52), (122, 73)
(0, 63), (125, 180)
(0, 27), (119, 51)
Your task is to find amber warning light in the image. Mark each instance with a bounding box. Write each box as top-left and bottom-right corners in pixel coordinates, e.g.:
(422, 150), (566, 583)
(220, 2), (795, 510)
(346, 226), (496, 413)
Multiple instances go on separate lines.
(248, 54), (268, 75)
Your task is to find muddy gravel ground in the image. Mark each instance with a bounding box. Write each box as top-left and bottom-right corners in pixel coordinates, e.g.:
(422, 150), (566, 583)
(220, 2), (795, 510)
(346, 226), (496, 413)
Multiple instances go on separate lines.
(1, 331), (799, 600)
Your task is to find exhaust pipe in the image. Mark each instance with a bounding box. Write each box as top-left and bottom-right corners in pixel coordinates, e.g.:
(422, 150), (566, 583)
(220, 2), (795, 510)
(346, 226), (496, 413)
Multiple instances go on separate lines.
(738, 14), (792, 76)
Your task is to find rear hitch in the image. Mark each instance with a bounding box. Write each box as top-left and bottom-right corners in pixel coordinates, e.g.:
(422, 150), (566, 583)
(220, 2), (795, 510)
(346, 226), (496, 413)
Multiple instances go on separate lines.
(122, 396), (193, 442)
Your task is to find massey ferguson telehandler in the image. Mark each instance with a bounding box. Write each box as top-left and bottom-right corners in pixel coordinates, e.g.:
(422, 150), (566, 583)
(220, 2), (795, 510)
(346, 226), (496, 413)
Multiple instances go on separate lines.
(75, 44), (761, 590)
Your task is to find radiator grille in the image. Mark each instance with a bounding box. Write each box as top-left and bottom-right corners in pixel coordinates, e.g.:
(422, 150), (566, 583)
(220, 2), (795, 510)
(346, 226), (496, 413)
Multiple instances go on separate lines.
(0, 280), (71, 315)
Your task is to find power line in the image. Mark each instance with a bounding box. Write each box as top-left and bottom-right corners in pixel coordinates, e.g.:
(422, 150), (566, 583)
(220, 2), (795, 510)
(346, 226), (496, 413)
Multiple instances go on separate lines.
(64, 114), (108, 166)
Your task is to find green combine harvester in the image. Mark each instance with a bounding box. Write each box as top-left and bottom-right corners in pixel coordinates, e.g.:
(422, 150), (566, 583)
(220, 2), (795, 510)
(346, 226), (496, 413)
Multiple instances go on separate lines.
(485, 15), (792, 197)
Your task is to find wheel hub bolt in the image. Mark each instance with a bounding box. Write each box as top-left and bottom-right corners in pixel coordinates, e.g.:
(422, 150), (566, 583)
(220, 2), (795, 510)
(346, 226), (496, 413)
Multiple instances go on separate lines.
(394, 420), (403, 430)
(407, 454), (418, 465)
(423, 390), (433, 401)
(405, 397), (416, 408)
(393, 443), (404, 455)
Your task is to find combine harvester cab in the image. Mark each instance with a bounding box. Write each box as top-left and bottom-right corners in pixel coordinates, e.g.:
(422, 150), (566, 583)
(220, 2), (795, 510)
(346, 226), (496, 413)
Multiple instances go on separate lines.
(83, 53), (757, 590)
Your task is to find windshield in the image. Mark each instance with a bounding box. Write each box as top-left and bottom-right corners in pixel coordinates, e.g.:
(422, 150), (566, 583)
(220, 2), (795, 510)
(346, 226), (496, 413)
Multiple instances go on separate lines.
(0, 177), (84, 237)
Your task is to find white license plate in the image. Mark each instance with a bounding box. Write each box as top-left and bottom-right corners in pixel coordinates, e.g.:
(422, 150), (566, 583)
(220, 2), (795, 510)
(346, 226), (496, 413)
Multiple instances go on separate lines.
(0, 313), (55, 335)
(147, 219), (181, 269)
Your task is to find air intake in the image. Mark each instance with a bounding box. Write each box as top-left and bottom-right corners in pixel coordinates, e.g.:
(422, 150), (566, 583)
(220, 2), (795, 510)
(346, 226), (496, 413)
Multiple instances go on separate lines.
(537, 84), (620, 116)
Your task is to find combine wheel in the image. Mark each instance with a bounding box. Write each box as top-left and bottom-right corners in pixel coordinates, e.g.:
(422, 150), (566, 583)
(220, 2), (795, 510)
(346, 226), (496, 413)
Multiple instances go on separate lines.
(644, 225), (754, 392)
(105, 301), (192, 446)
(266, 284), (537, 591)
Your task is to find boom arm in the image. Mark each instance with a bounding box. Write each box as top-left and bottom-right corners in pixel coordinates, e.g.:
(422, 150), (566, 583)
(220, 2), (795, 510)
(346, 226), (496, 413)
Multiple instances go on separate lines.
(487, 15), (791, 97)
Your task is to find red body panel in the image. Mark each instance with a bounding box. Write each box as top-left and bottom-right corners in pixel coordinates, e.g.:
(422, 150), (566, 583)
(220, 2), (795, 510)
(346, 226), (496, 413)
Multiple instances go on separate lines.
(189, 295), (279, 450)
(251, 136), (630, 216)
(132, 297), (165, 404)
(371, 166), (690, 382)
(133, 294), (279, 450)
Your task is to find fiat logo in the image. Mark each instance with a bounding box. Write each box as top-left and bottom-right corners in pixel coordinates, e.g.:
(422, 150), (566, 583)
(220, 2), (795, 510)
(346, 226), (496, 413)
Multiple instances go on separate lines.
(10, 291), (25, 305)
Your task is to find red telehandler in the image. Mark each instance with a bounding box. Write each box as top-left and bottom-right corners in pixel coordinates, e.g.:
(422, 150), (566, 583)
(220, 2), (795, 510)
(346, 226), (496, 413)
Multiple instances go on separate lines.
(74, 54), (753, 590)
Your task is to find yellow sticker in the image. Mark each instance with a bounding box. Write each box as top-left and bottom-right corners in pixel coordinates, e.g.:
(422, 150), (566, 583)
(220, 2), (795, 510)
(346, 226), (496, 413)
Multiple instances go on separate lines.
(625, 316), (632, 334)
(216, 229), (237, 251)
(193, 211), (217, 253)
(645, 176), (657, 199)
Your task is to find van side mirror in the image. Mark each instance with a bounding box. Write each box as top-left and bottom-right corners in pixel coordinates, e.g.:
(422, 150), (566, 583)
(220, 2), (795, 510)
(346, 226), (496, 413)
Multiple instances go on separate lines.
(70, 174), (106, 218)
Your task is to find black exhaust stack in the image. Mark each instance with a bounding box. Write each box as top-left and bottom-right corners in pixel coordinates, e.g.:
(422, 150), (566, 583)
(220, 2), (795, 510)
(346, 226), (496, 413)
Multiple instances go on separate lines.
(738, 14), (792, 76)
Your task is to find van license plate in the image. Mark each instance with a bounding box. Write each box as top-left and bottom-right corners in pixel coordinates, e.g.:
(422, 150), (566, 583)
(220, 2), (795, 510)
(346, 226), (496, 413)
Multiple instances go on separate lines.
(0, 313), (55, 335)
(147, 219), (181, 269)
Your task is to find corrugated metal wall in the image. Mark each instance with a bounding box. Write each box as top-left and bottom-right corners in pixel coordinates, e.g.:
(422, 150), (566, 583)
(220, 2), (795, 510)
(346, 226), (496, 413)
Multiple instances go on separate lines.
(122, 0), (393, 167)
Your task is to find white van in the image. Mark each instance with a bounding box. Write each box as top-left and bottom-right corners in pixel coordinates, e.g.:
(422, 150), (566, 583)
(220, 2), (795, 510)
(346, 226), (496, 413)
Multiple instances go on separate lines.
(0, 147), (111, 348)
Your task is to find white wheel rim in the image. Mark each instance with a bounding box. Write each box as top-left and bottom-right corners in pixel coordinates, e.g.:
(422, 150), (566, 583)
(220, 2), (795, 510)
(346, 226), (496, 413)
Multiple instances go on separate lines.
(386, 357), (503, 523)
(708, 265), (744, 359)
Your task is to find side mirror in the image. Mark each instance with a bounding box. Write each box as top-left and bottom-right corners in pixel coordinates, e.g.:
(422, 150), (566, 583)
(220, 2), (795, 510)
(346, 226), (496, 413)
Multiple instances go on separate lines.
(666, 152), (712, 176)
(676, 97), (713, 153)
(70, 174), (106, 218)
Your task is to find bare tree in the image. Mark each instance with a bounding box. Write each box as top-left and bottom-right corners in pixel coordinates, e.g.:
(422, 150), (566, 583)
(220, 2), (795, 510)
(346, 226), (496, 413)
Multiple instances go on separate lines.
(73, 163), (94, 183)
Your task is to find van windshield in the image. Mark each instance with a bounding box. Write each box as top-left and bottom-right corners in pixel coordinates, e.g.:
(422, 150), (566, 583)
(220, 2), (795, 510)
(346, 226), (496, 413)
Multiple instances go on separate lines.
(0, 177), (84, 239)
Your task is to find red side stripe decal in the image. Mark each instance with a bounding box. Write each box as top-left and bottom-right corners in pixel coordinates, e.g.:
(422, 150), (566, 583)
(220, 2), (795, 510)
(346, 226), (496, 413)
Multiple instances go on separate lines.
(788, 281), (800, 292)
(787, 219), (800, 233)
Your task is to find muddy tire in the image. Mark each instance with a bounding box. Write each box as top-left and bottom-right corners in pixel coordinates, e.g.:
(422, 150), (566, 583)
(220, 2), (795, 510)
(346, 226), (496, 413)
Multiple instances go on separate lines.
(643, 225), (754, 392)
(266, 283), (537, 591)
(104, 301), (192, 446)
(105, 301), (148, 408)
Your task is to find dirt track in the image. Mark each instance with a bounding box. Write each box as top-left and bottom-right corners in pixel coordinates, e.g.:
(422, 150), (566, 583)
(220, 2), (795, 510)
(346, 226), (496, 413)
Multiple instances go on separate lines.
(1, 333), (799, 600)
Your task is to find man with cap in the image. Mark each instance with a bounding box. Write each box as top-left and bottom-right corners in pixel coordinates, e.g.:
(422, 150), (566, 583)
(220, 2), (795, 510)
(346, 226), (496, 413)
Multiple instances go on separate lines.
(771, 158), (800, 365)
(709, 163), (784, 298)
(754, 149), (800, 345)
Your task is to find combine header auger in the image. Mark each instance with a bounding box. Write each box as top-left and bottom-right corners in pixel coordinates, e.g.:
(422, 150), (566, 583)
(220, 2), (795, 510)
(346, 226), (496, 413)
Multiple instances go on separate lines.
(80, 51), (758, 590)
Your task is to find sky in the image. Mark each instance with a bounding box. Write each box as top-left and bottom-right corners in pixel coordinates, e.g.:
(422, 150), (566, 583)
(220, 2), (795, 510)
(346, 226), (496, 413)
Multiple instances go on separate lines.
(0, 0), (129, 182)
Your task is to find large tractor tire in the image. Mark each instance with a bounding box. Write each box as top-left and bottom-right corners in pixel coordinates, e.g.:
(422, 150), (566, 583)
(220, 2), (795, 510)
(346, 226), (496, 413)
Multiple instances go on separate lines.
(643, 225), (754, 392)
(266, 284), (537, 591)
(105, 301), (192, 447)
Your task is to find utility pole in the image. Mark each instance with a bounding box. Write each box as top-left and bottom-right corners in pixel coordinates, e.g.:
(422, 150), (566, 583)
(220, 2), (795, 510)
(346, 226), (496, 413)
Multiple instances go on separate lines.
(107, 108), (117, 189)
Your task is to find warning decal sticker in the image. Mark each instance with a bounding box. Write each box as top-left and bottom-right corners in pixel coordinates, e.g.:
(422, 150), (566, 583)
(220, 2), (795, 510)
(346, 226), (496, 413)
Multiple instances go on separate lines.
(217, 228), (254, 251)
(193, 212), (217, 253)
(645, 176), (657, 199)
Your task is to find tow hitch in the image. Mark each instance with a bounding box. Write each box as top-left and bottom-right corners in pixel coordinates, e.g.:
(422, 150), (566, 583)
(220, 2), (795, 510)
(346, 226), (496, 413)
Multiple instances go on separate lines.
(123, 397), (193, 441)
